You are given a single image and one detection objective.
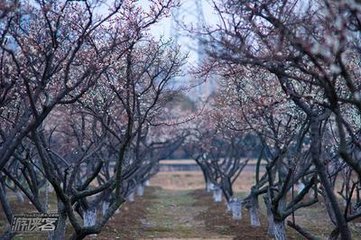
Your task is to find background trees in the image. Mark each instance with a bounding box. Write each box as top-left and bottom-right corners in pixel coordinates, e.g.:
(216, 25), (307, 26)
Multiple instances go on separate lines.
(196, 0), (361, 239)
(0, 0), (184, 239)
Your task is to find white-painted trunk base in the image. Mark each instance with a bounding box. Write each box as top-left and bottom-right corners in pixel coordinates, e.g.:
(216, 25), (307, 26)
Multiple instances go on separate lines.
(229, 199), (242, 220)
(206, 182), (215, 192)
(250, 204), (261, 227)
(267, 212), (275, 237)
(295, 182), (305, 194)
(102, 201), (109, 216)
(83, 209), (97, 227)
(265, 196), (275, 237)
(144, 180), (150, 186)
(136, 185), (144, 196)
(127, 192), (135, 202)
(274, 221), (286, 240)
(213, 188), (222, 202)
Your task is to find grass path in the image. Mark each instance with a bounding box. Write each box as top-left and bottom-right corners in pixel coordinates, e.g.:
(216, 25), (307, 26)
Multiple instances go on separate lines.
(93, 171), (351, 239)
(140, 187), (234, 239)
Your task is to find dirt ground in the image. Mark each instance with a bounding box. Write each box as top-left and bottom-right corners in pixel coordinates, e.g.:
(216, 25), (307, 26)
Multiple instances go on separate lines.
(94, 171), (361, 240)
(93, 171), (301, 240)
(3, 170), (361, 239)
(94, 186), (273, 240)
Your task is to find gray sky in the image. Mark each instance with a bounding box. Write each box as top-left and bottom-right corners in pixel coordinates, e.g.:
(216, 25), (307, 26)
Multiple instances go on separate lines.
(149, 0), (217, 65)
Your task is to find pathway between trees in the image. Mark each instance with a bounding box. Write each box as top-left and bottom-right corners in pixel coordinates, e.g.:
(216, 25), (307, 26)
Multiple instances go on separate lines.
(96, 184), (276, 239)
(93, 171), (344, 240)
(140, 187), (234, 239)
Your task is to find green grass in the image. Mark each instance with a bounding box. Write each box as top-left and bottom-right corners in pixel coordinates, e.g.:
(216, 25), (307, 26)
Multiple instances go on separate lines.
(142, 187), (213, 238)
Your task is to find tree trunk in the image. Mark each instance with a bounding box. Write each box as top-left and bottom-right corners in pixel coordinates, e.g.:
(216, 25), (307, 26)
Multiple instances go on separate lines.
(230, 198), (242, 220)
(213, 187), (222, 203)
(136, 184), (144, 196)
(264, 195), (275, 237)
(328, 227), (340, 240)
(322, 190), (337, 225)
(45, 181), (49, 212)
(102, 201), (109, 216)
(273, 220), (286, 240)
(206, 181), (214, 192)
(249, 195), (261, 227)
(48, 202), (67, 240)
(144, 180), (150, 186)
(0, 179), (17, 238)
(263, 171), (287, 238)
(126, 192), (135, 202)
(310, 120), (351, 240)
(0, 182), (13, 224)
(83, 208), (97, 227)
